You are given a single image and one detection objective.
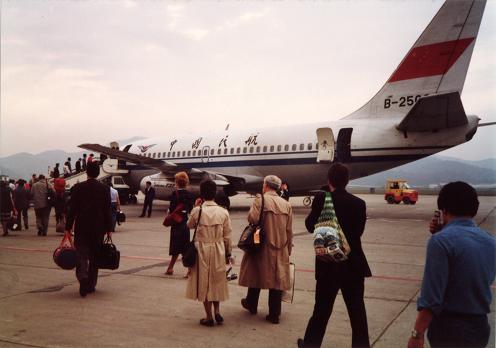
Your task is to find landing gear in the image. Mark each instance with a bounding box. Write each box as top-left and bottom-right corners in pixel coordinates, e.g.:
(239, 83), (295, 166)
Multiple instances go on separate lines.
(303, 196), (312, 207)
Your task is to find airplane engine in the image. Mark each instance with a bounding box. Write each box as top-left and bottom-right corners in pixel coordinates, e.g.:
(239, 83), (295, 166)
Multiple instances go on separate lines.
(139, 173), (230, 206)
(139, 173), (201, 201)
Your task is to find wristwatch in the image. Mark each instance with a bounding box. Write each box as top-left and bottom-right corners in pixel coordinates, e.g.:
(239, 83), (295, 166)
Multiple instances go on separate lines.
(411, 329), (421, 339)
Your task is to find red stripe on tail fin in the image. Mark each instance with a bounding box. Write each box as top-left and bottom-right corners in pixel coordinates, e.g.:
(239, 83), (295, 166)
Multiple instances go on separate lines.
(388, 38), (474, 82)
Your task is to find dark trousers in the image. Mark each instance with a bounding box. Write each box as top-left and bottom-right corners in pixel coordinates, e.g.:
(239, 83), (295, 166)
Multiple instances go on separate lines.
(303, 275), (370, 348)
(15, 207), (29, 229)
(246, 288), (282, 318)
(427, 312), (490, 348)
(110, 202), (118, 232)
(34, 207), (51, 235)
(75, 244), (99, 290)
(141, 200), (153, 217)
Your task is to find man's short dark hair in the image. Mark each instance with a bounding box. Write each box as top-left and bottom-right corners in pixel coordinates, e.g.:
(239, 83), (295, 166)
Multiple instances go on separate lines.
(200, 180), (217, 201)
(38, 174), (45, 180)
(146, 181), (152, 185)
(327, 163), (349, 189)
(438, 181), (479, 217)
(86, 162), (100, 178)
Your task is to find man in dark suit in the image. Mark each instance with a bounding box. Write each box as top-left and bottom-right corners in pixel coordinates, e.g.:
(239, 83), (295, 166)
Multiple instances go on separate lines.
(298, 163), (371, 348)
(65, 161), (112, 297)
(139, 181), (155, 218)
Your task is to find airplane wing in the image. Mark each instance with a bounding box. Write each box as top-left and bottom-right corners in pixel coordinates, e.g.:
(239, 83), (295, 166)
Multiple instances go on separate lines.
(80, 143), (179, 173)
(79, 143), (249, 187)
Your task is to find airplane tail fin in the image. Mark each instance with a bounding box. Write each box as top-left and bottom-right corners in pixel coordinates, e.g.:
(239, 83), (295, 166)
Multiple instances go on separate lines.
(347, 0), (486, 120)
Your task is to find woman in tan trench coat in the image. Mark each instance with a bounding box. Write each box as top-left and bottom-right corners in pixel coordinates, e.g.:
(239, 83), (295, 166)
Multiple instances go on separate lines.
(239, 175), (293, 324)
(186, 180), (232, 327)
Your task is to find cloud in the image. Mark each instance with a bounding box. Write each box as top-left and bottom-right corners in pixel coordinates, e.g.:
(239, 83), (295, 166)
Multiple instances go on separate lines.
(217, 8), (271, 31)
(164, 5), (271, 42)
(123, 0), (138, 9)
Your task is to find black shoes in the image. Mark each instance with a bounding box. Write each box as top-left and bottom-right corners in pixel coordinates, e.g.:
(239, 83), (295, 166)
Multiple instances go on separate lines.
(241, 298), (257, 315)
(79, 280), (88, 297)
(214, 313), (224, 325)
(79, 279), (96, 297)
(265, 315), (280, 324)
(200, 318), (215, 327)
(297, 338), (305, 348)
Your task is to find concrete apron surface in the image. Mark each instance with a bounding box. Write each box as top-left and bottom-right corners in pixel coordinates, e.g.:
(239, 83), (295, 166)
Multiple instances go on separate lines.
(0, 194), (494, 348)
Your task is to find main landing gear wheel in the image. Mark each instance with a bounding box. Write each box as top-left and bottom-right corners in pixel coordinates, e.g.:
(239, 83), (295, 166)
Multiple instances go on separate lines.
(303, 196), (312, 207)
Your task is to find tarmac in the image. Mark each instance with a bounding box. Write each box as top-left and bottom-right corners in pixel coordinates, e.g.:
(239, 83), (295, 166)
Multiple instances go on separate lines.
(0, 193), (494, 348)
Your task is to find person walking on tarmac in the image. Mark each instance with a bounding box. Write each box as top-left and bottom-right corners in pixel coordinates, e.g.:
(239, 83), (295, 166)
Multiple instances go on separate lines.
(14, 179), (30, 230)
(298, 163), (371, 348)
(53, 176), (67, 227)
(108, 183), (121, 232)
(239, 175), (293, 325)
(165, 172), (193, 275)
(31, 174), (54, 236)
(140, 181), (155, 218)
(65, 161), (112, 297)
(1, 181), (17, 237)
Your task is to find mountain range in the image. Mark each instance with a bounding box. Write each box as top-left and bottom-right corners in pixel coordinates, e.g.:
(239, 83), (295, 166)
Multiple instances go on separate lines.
(1, 141), (494, 187)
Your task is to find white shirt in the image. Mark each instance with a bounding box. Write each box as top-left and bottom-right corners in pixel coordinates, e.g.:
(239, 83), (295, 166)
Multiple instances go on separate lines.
(110, 186), (119, 203)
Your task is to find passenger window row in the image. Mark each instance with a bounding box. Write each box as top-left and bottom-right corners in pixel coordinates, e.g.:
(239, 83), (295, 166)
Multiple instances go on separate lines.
(145, 142), (319, 159)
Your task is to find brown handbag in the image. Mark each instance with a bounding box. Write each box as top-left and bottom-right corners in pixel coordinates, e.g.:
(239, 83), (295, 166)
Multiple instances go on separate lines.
(163, 191), (185, 227)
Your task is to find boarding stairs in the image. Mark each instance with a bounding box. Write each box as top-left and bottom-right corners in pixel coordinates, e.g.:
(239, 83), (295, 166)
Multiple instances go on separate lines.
(49, 159), (128, 190)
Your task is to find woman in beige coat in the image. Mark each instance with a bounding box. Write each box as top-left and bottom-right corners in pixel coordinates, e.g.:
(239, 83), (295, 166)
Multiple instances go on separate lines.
(239, 175), (293, 324)
(186, 180), (232, 327)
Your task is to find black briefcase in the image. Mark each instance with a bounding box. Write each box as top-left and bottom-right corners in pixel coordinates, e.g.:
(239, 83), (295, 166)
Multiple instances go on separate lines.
(98, 234), (120, 270)
(116, 211), (126, 224)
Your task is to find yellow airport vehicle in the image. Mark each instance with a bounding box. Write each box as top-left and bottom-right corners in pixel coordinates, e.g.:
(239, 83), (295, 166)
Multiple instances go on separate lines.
(384, 179), (418, 205)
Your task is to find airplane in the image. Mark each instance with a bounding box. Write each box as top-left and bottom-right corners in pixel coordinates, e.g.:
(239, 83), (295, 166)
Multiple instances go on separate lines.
(81, 0), (492, 208)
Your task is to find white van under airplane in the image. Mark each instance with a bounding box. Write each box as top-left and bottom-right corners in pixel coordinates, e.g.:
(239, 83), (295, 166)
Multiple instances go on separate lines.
(81, 0), (492, 206)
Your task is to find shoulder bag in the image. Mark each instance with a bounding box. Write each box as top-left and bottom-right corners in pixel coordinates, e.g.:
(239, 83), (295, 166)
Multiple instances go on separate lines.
(163, 191), (185, 227)
(98, 234), (120, 270)
(182, 205), (202, 268)
(53, 233), (77, 270)
(237, 193), (265, 253)
(313, 191), (351, 263)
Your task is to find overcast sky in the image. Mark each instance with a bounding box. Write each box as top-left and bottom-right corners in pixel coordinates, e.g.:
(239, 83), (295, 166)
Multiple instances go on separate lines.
(1, 0), (495, 160)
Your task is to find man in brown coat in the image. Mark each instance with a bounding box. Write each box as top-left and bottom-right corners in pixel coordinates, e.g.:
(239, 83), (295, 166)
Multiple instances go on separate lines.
(239, 175), (293, 324)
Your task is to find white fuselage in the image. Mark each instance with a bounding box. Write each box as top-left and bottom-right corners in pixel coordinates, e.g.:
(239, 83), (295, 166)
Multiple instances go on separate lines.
(125, 115), (479, 198)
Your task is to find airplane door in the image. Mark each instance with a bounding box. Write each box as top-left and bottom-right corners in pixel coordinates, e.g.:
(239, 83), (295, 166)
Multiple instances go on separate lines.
(316, 128), (335, 163)
(336, 128), (353, 162)
(201, 146), (211, 163)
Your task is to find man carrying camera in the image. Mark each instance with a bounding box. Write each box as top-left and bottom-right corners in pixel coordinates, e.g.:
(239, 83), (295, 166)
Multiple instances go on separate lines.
(408, 181), (496, 348)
